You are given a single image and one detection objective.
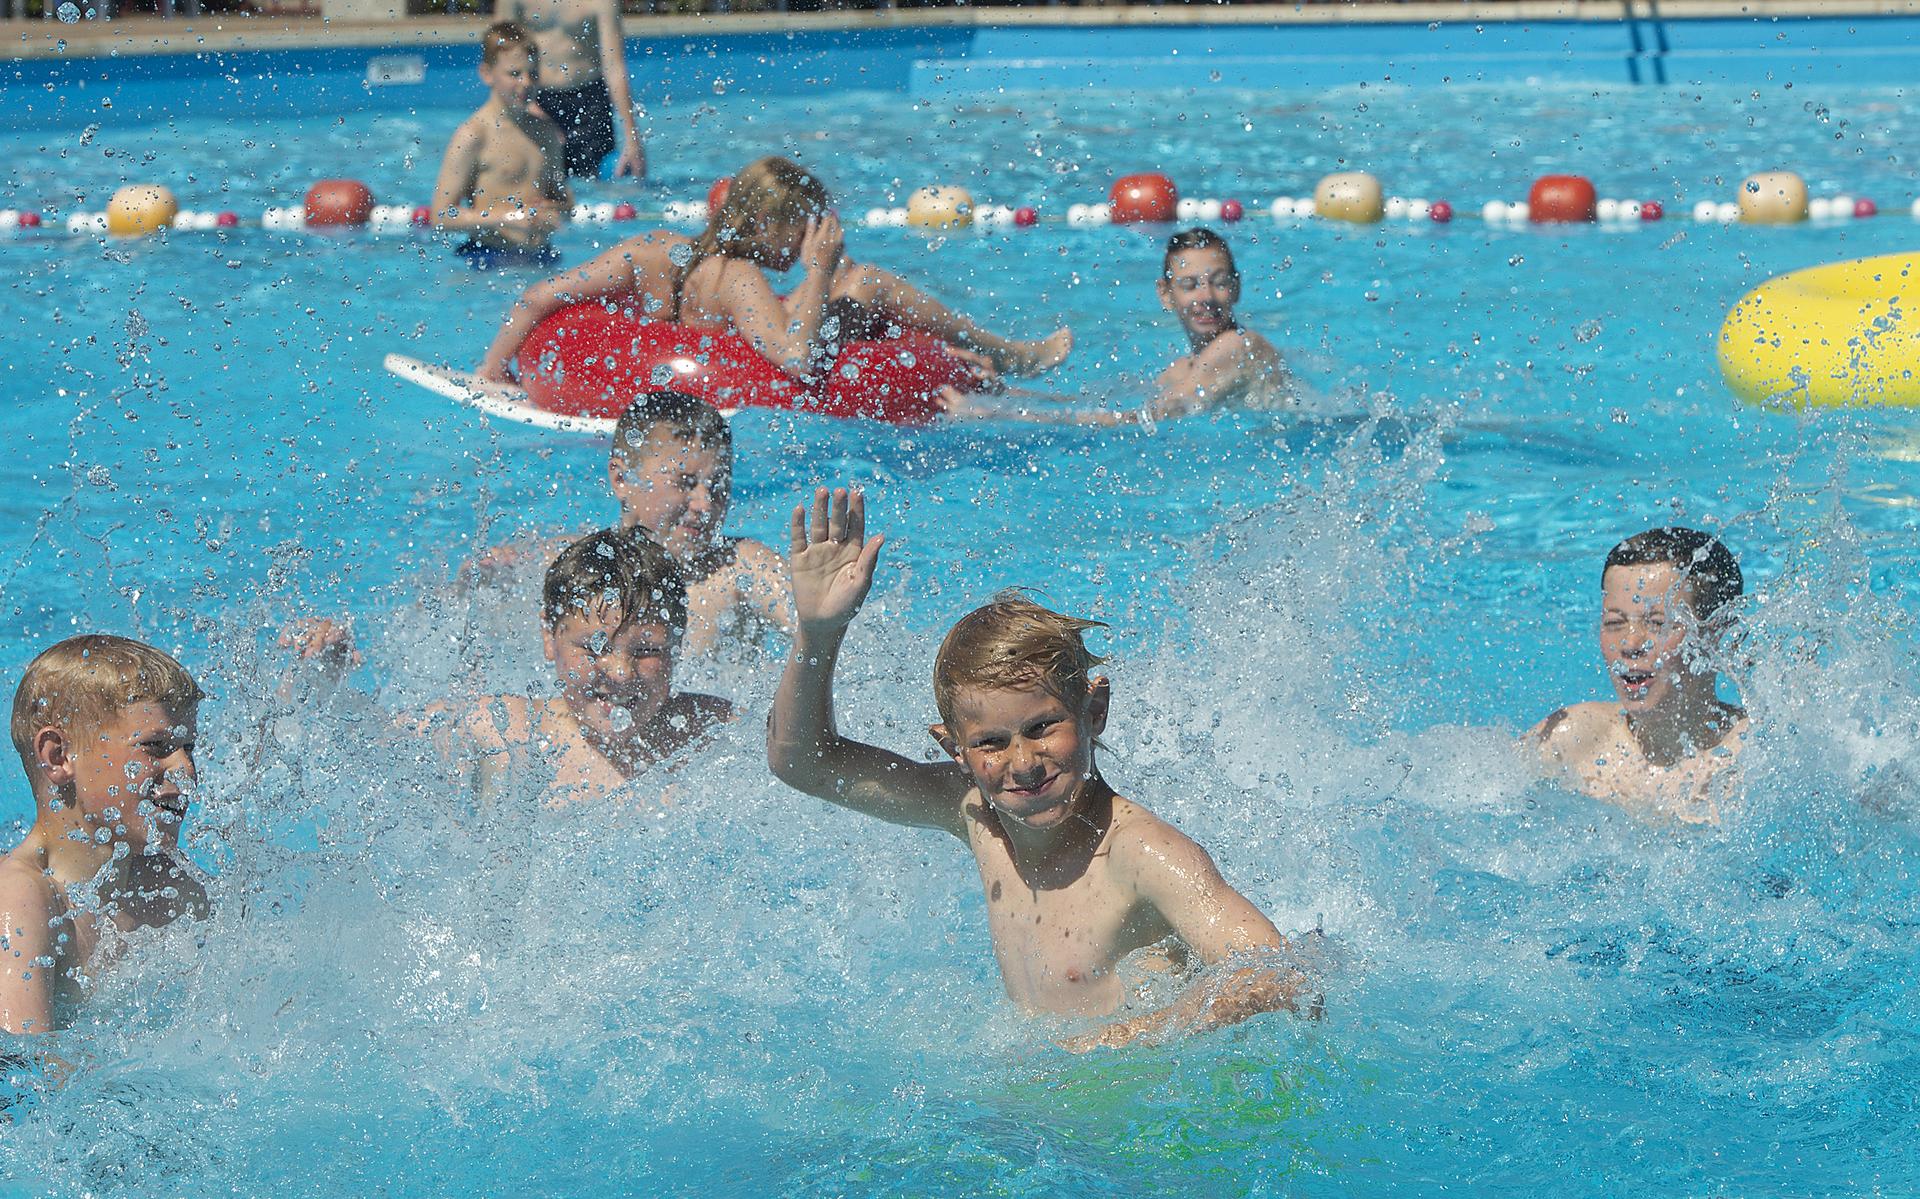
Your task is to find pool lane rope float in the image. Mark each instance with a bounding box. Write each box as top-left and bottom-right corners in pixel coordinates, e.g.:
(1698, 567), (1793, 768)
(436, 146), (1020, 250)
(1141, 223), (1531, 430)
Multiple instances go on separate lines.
(1718, 253), (1919, 408)
(14, 171), (1912, 237)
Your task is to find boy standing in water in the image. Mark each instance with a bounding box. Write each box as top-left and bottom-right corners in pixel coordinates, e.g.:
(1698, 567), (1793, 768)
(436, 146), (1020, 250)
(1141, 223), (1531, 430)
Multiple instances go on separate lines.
(1529, 528), (1748, 823)
(499, 0), (646, 179)
(431, 22), (572, 264)
(0, 636), (208, 1034)
(1151, 228), (1292, 417)
(768, 489), (1315, 1050)
(467, 391), (792, 658)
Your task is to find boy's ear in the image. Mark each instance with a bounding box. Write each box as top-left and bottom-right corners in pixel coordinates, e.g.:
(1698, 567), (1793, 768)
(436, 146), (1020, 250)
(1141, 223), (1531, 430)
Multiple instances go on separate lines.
(1085, 677), (1111, 738)
(33, 727), (74, 787)
(928, 724), (960, 762)
(540, 625), (559, 664)
(1155, 277), (1176, 313)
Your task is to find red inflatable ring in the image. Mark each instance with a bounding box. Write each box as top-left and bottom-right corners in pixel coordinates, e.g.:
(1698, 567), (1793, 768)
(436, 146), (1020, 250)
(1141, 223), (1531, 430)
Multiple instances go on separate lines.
(513, 303), (975, 426)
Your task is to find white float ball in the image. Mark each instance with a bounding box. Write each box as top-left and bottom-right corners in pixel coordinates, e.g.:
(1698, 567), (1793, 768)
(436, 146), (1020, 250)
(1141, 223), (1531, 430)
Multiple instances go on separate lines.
(1175, 197), (1202, 221)
(1619, 201), (1643, 222)
(1715, 202), (1741, 223)
(1384, 196), (1410, 220)
(1692, 200), (1718, 222)
(1831, 195), (1855, 220)
(1509, 202), (1531, 224)
(1197, 198), (1223, 221)
(1481, 200), (1507, 224)
(1596, 198), (1620, 223)
(1269, 196), (1294, 221)
(1407, 200), (1431, 221)
(1808, 197), (1834, 221)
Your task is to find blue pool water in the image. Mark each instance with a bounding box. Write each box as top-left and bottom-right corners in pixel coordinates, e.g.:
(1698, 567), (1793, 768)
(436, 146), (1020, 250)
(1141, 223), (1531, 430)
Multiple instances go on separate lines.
(2, 68), (1919, 1193)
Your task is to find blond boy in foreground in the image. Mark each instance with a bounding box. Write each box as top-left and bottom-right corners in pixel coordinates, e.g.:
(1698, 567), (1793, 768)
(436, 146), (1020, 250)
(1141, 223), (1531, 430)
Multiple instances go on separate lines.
(0, 636), (208, 1035)
(1529, 527), (1748, 824)
(767, 488), (1315, 1051)
(431, 22), (572, 259)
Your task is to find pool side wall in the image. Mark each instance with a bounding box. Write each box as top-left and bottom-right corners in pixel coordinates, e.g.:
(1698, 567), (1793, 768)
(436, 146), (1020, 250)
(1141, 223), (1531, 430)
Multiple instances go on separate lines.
(3, 4), (1918, 129)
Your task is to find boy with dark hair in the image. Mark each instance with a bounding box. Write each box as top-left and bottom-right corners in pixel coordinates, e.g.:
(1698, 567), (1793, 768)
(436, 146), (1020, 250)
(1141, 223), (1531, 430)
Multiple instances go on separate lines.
(1530, 527), (1748, 822)
(768, 488), (1316, 1050)
(0, 635), (208, 1034)
(469, 390), (791, 657)
(430, 20), (571, 267)
(1151, 227), (1292, 417)
(455, 526), (731, 807)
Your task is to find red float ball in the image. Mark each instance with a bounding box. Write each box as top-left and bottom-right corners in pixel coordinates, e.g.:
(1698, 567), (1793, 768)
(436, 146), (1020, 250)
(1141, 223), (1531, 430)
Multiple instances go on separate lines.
(17, 211), (41, 228)
(1428, 200), (1454, 224)
(215, 211), (239, 228)
(1527, 174), (1597, 223)
(1639, 200), (1664, 222)
(612, 202), (638, 221)
(411, 205), (434, 228)
(1013, 206), (1039, 228)
(304, 179), (375, 227)
(707, 177), (732, 214)
(1854, 198), (1878, 218)
(1220, 199), (1245, 223)
(1109, 173), (1178, 224)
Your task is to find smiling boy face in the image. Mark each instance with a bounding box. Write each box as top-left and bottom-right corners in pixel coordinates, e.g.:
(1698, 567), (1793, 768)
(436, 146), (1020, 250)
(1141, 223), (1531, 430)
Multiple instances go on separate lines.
(1598, 563), (1709, 714)
(934, 679), (1109, 831)
(543, 607), (675, 746)
(1157, 245), (1241, 344)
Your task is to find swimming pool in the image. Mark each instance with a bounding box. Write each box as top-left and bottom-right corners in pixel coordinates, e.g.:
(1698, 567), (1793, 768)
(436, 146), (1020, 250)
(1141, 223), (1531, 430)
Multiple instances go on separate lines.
(2, 52), (1919, 1195)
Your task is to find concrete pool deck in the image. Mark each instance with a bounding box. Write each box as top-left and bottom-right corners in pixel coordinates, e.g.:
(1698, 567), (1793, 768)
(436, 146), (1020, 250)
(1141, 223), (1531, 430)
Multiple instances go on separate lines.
(5, 0), (1917, 59)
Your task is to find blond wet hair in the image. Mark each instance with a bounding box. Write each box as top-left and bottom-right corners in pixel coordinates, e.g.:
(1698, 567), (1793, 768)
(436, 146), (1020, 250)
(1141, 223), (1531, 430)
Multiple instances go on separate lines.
(11, 634), (201, 771)
(933, 593), (1108, 729)
(690, 156), (831, 268)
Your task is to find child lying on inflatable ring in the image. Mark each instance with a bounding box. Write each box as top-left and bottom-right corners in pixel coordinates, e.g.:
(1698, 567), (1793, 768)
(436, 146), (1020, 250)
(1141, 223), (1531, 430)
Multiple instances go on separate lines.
(474, 156), (1074, 408)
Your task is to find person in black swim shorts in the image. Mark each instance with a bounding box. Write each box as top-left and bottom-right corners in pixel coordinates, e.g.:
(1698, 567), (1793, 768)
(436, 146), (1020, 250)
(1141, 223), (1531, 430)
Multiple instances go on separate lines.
(501, 0), (646, 179)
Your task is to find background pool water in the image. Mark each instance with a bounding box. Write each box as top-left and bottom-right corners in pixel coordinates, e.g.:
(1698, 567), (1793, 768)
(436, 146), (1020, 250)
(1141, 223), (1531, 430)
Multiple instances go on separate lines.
(1, 73), (1919, 1194)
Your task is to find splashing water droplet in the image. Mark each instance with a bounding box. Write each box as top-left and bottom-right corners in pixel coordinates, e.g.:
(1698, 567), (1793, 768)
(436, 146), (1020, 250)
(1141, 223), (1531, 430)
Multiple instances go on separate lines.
(57, 2), (79, 21)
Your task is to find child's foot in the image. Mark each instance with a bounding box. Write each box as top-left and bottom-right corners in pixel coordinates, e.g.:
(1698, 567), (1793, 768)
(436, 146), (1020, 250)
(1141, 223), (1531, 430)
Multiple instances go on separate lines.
(1000, 327), (1073, 377)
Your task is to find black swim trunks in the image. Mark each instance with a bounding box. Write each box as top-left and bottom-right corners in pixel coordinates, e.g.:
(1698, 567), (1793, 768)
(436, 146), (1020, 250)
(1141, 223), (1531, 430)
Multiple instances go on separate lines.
(533, 77), (617, 178)
(455, 240), (562, 271)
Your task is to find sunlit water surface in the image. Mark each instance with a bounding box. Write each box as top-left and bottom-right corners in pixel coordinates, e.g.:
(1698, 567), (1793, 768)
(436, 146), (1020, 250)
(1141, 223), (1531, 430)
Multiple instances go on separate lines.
(1, 77), (1918, 1194)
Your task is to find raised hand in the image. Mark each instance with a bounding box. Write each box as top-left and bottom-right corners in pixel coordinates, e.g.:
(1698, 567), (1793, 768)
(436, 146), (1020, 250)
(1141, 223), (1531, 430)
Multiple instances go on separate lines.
(788, 486), (883, 636)
(800, 213), (844, 278)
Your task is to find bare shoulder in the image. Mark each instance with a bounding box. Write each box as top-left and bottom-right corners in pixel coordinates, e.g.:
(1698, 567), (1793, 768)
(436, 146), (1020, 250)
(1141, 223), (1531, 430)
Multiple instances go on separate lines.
(460, 694), (535, 751)
(1104, 797), (1220, 883)
(0, 851), (56, 928)
(1528, 701), (1617, 755)
(732, 537), (784, 573)
(670, 690), (735, 727)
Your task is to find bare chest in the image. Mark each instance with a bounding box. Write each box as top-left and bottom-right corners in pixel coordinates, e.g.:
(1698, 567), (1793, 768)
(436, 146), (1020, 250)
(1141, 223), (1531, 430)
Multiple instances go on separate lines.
(472, 128), (547, 194)
(968, 832), (1151, 1017)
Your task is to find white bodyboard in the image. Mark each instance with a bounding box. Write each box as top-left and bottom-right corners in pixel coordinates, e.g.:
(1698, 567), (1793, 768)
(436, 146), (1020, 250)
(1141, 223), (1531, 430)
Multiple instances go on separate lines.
(383, 354), (617, 435)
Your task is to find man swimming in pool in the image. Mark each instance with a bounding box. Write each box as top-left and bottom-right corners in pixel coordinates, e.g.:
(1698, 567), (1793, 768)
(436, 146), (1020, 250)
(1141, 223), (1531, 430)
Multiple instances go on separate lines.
(1529, 527), (1748, 824)
(464, 391), (791, 658)
(430, 21), (571, 265)
(498, 0), (646, 179)
(1149, 228), (1293, 417)
(768, 487), (1318, 1050)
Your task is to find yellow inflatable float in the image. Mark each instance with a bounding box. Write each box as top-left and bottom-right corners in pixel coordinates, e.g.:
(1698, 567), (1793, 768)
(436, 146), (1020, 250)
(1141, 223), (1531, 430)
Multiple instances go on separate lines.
(1718, 254), (1919, 407)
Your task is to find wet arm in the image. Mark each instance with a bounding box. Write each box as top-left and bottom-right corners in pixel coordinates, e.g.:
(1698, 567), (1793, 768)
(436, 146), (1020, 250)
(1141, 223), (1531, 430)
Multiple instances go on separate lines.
(0, 878), (57, 1036)
(767, 488), (964, 835)
(430, 124), (493, 233)
(595, 0), (646, 178)
(723, 262), (834, 377)
(1072, 831), (1305, 1051)
(477, 243), (644, 378)
(1147, 333), (1256, 420)
(733, 539), (796, 636)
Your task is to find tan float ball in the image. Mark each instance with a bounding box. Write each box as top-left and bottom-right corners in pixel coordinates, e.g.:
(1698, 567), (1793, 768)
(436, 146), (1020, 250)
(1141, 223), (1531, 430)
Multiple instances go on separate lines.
(1738, 171), (1808, 224)
(106, 184), (179, 237)
(1314, 172), (1384, 223)
(906, 185), (975, 230)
